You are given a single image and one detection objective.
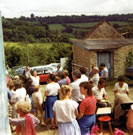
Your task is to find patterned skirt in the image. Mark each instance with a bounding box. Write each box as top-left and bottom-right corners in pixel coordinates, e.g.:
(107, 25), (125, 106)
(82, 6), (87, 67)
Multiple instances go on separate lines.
(58, 120), (81, 135)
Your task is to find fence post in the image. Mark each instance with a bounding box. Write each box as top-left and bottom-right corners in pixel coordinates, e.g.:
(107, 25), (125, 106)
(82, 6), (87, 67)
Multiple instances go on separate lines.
(0, 11), (11, 135)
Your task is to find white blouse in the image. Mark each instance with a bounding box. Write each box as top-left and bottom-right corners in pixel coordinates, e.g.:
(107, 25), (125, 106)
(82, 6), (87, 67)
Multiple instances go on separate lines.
(53, 99), (78, 122)
(114, 82), (129, 94)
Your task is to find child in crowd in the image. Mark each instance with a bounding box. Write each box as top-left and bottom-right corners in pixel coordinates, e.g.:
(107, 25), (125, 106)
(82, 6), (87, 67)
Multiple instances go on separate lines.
(53, 85), (81, 135)
(78, 82), (96, 135)
(9, 101), (40, 135)
(32, 86), (45, 126)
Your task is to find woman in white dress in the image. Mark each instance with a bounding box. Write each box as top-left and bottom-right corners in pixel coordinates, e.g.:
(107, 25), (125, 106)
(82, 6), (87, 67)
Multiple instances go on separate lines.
(53, 85), (81, 135)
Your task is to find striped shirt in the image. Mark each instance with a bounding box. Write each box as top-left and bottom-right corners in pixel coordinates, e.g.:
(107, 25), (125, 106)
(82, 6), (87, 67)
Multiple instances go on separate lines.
(79, 96), (96, 115)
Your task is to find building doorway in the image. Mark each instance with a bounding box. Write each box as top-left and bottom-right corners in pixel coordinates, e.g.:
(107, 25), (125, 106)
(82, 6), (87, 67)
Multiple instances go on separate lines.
(97, 51), (113, 79)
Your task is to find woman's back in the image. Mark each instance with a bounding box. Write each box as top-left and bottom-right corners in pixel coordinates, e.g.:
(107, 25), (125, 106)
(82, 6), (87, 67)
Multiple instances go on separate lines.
(53, 99), (78, 122)
(46, 83), (60, 96)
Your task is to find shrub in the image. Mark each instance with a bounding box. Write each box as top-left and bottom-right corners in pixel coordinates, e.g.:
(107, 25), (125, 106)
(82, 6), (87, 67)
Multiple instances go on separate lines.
(126, 51), (133, 67)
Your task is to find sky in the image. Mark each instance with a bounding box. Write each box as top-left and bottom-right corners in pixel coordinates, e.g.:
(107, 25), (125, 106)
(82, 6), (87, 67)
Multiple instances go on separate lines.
(0, 0), (133, 18)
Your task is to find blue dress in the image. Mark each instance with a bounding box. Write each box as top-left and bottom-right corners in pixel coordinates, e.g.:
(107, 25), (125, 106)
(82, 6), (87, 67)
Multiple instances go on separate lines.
(45, 96), (57, 119)
(78, 114), (96, 135)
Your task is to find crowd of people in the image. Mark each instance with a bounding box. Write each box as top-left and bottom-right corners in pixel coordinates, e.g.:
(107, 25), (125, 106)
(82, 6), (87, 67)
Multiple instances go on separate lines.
(6, 63), (133, 135)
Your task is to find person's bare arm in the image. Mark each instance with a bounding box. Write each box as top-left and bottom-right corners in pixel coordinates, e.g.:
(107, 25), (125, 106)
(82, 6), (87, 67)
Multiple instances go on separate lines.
(103, 94), (107, 100)
(126, 90), (129, 95)
(78, 112), (84, 119)
(45, 91), (48, 96)
(74, 109), (79, 117)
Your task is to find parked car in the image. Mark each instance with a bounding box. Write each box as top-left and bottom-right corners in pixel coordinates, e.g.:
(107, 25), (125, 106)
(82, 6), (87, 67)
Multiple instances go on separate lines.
(13, 64), (58, 83)
(125, 66), (133, 78)
(38, 72), (49, 83)
(48, 63), (60, 69)
(30, 66), (45, 73)
(12, 66), (26, 75)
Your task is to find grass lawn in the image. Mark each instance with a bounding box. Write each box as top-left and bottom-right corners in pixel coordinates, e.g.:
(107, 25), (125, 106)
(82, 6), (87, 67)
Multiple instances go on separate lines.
(48, 24), (65, 31)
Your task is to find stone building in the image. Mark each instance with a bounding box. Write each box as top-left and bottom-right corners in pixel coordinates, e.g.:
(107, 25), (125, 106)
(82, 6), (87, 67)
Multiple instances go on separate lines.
(72, 20), (133, 79)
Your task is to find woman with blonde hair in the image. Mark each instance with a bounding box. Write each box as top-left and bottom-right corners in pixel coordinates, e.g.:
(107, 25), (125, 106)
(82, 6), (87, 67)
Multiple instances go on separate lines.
(53, 85), (81, 135)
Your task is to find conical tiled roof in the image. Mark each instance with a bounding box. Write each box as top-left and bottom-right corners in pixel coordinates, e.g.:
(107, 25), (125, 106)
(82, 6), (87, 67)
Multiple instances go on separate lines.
(73, 20), (133, 50)
(85, 20), (125, 40)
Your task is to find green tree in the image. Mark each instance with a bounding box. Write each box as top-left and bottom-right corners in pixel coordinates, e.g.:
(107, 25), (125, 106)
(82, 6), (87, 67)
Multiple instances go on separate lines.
(126, 51), (133, 67)
(5, 46), (22, 67)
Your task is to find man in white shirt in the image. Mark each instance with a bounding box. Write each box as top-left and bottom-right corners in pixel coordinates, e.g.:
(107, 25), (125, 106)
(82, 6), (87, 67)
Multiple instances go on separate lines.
(70, 69), (84, 103)
(79, 66), (88, 82)
(100, 63), (108, 80)
(24, 66), (31, 79)
(90, 67), (100, 87)
(92, 79), (111, 107)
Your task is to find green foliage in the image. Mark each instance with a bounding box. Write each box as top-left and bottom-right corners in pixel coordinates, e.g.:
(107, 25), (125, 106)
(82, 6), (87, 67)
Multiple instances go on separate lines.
(49, 24), (65, 31)
(2, 14), (132, 43)
(4, 42), (72, 68)
(67, 22), (97, 28)
(2, 18), (71, 43)
(5, 45), (22, 67)
(126, 51), (133, 67)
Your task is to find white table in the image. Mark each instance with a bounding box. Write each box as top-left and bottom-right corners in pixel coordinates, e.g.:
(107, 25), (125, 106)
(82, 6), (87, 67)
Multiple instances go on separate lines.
(96, 107), (112, 115)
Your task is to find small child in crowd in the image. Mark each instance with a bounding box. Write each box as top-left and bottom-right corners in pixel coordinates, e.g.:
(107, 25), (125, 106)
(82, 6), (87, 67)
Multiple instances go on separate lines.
(9, 101), (40, 135)
(32, 86), (45, 126)
(53, 85), (81, 135)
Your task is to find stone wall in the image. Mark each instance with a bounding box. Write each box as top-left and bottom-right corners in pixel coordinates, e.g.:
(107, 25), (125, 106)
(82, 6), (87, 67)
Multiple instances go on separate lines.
(114, 45), (133, 78)
(73, 44), (133, 78)
(72, 44), (97, 72)
(89, 51), (97, 71)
